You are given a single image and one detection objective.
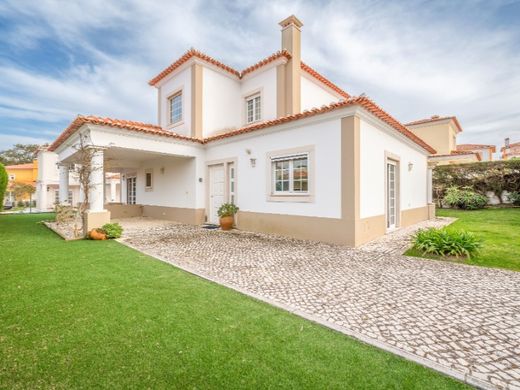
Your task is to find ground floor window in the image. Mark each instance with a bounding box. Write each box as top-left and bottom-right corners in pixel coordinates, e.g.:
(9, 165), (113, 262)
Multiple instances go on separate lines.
(127, 177), (136, 205)
(272, 154), (309, 194)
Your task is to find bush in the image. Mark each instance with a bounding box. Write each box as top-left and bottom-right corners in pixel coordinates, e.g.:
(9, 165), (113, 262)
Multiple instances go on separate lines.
(443, 187), (488, 210)
(17, 200), (25, 208)
(101, 223), (123, 239)
(0, 163), (7, 211)
(507, 191), (520, 206)
(412, 228), (482, 258)
(217, 203), (239, 218)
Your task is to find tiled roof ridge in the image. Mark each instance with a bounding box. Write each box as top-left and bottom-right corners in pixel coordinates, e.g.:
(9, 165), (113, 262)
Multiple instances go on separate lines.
(405, 115), (463, 133)
(300, 62), (350, 98)
(241, 50), (292, 76)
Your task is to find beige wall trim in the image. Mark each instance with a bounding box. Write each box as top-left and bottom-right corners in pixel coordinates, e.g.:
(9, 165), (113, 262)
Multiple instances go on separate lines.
(106, 203), (143, 219)
(341, 115), (360, 245)
(280, 21), (301, 115)
(356, 214), (387, 245)
(191, 63), (203, 138)
(401, 206), (429, 228)
(276, 64), (286, 118)
(142, 205), (205, 225)
(85, 210), (111, 232)
(427, 203), (436, 220)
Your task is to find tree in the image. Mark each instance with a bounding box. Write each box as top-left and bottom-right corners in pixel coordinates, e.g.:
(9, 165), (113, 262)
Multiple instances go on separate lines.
(0, 144), (45, 165)
(0, 163), (8, 211)
(11, 181), (36, 202)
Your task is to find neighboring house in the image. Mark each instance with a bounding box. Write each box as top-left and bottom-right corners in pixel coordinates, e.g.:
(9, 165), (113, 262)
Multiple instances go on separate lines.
(501, 139), (520, 160)
(4, 161), (37, 205)
(405, 115), (481, 165)
(45, 15), (436, 247)
(36, 148), (121, 211)
(456, 144), (496, 161)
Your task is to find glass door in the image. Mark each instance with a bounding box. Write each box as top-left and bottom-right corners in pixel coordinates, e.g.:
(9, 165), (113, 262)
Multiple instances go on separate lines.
(387, 161), (397, 229)
(127, 177), (136, 205)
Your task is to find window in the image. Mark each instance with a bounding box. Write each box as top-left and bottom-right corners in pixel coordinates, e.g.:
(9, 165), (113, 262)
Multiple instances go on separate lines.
(8, 174), (15, 181)
(145, 170), (153, 190)
(228, 163), (235, 204)
(246, 93), (261, 123)
(168, 91), (182, 124)
(272, 154), (308, 194)
(54, 190), (59, 205)
(68, 191), (73, 205)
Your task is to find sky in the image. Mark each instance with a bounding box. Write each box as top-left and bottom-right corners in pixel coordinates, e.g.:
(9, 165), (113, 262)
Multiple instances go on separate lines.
(0, 0), (519, 153)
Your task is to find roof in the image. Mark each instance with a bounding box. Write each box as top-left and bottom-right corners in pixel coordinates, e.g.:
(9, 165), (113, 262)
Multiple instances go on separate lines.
(148, 49), (348, 98)
(405, 115), (463, 133)
(48, 116), (202, 152)
(49, 96), (436, 154)
(501, 141), (520, 152)
(430, 151), (481, 161)
(457, 144), (496, 153)
(5, 163), (35, 169)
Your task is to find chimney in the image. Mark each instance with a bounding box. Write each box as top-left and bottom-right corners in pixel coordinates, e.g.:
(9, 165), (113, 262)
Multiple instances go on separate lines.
(279, 15), (303, 116)
(505, 137), (510, 148)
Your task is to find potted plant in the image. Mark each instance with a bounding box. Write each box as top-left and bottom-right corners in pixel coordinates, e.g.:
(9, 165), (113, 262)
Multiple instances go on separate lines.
(217, 203), (239, 231)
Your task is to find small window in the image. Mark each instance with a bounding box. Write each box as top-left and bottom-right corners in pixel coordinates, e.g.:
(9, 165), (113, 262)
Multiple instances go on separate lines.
(272, 154), (308, 194)
(8, 174), (15, 181)
(145, 170), (153, 190)
(169, 91), (182, 124)
(246, 93), (261, 124)
(68, 191), (73, 205)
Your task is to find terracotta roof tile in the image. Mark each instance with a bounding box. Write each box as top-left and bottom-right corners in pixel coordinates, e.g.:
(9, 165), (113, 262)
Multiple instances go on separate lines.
(5, 163), (35, 169)
(48, 115), (202, 152)
(300, 62), (350, 98)
(241, 50), (291, 76)
(431, 151), (481, 161)
(405, 115), (463, 133)
(456, 144), (496, 153)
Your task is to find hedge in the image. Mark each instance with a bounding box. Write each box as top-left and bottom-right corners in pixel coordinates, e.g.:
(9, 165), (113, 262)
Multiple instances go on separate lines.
(433, 159), (520, 204)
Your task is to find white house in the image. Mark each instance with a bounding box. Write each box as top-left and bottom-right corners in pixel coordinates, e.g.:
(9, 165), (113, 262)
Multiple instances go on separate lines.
(46, 15), (436, 247)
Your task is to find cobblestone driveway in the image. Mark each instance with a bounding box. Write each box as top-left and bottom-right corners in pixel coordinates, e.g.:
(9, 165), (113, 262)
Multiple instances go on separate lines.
(119, 219), (520, 389)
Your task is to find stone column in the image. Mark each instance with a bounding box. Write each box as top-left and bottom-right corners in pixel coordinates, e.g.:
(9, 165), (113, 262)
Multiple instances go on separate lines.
(58, 164), (69, 204)
(85, 148), (111, 231)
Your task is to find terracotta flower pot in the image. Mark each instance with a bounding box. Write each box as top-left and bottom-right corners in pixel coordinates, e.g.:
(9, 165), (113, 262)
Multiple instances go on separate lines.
(219, 215), (234, 231)
(89, 229), (107, 240)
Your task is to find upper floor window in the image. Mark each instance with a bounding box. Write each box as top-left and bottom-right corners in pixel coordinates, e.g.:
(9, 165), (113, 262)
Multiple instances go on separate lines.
(168, 91), (182, 125)
(272, 154), (308, 194)
(8, 174), (15, 181)
(246, 93), (261, 124)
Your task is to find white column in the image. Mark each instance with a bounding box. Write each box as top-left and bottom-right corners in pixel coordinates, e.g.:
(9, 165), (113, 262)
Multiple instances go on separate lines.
(58, 164), (69, 204)
(37, 182), (48, 211)
(427, 167), (433, 204)
(119, 174), (124, 203)
(110, 178), (117, 202)
(88, 149), (105, 212)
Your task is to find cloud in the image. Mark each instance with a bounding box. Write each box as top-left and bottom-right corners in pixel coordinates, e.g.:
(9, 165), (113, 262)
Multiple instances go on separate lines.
(0, 0), (519, 152)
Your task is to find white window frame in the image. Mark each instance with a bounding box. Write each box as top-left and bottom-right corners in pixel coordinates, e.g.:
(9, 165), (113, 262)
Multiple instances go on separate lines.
(8, 174), (15, 181)
(272, 153), (309, 195)
(245, 92), (261, 124)
(168, 90), (183, 126)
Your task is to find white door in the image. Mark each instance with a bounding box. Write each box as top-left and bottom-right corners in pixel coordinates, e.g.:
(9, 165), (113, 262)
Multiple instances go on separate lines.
(127, 177), (136, 205)
(386, 161), (397, 229)
(209, 164), (225, 224)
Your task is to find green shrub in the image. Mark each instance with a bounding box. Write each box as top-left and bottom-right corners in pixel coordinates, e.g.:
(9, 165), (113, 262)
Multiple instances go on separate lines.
(412, 228), (482, 258)
(0, 163), (7, 211)
(101, 223), (123, 239)
(443, 187), (488, 210)
(217, 203), (239, 218)
(507, 191), (520, 206)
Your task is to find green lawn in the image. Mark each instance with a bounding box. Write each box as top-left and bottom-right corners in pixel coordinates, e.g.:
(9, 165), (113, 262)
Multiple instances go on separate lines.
(406, 208), (520, 272)
(0, 214), (466, 389)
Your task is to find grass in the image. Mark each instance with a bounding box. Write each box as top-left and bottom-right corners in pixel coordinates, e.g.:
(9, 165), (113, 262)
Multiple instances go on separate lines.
(0, 214), (467, 389)
(406, 208), (520, 272)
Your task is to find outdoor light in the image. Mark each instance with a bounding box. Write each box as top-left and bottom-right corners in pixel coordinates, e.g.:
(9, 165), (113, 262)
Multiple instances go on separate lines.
(408, 162), (414, 171)
(250, 158), (256, 168)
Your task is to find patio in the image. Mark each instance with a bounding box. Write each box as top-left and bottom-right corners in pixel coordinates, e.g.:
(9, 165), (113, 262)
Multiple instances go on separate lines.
(118, 217), (520, 390)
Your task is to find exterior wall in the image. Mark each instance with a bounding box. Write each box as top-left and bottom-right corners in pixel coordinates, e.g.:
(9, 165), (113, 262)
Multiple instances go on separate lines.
(300, 74), (339, 111)
(407, 121), (453, 155)
(202, 67), (241, 137)
(157, 66), (192, 136)
(240, 67), (278, 123)
(360, 118), (428, 220)
(205, 117), (342, 219)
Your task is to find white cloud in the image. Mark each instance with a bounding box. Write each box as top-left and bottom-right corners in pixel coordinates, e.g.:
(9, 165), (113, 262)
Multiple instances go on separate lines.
(0, 0), (519, 151)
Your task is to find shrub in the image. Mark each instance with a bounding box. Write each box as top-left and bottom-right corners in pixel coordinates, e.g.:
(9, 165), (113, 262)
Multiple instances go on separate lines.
(507, 191), (520, 206)
(101, 223), (123, 239)
(412, 228), (482, 258)
(17, 200), (25, 208)
(0, 163), (7, 211)
(217, 203), (239, 218)
(443, 187), (488, 210)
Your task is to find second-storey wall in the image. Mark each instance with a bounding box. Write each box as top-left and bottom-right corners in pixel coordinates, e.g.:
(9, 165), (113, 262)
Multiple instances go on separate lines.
(301, 74), (339, 112)
(158, 66), (192, 136)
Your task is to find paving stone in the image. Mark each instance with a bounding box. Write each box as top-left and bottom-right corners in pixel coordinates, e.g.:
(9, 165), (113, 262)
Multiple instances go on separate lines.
(118, 217), (520, 389)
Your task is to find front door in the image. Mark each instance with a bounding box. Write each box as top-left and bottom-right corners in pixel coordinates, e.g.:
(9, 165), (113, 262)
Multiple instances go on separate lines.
(386, 161), (397, 229)
(127, 177), (136, 205)
(209, 164), (225, 224)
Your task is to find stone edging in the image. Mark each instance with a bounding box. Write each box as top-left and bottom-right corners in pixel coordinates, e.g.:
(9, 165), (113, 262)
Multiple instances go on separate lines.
(117, 239), (492, 390)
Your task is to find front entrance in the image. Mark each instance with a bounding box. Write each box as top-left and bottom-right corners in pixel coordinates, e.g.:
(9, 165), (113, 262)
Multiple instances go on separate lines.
(209, 164), (225, 224)
(127, 176), (136, 205)
(386, 161), (398, 229)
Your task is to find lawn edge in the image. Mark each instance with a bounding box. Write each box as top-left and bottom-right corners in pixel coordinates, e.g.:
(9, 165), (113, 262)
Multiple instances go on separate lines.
(117, 239), (490, 390)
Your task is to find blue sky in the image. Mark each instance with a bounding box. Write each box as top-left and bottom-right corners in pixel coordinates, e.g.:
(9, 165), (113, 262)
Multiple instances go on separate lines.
(0, 0), (519, 151)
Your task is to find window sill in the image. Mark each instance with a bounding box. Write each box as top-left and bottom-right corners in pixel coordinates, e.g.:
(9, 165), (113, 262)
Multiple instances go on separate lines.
(267, 193), (314, 203)
(167, 120), (184, 130)
(145, 187), (153, 192)
(245, 119), (262, 126)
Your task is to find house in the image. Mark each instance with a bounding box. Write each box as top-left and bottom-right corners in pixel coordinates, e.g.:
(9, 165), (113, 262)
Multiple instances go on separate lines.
(4, 161), (38, 205)
(405, 115), (481, 165)
(35, 148), (121, 211)
(456, 144), (496, 161)
(501, 138), (520, 160)
(45, 15), (436, 247)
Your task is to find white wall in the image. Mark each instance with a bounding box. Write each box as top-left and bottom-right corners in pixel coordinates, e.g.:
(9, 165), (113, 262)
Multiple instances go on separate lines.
(359, 118), (428, 219)
(158, 66), (192, 136)
(202, 67), (241, 137)
(240, 67), (278, 123)
(301, 74), (340, 112)
(205, 118), (342, 218)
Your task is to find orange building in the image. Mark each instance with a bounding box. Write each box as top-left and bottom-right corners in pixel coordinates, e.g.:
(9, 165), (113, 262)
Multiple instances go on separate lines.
(4, 161), (38, 204)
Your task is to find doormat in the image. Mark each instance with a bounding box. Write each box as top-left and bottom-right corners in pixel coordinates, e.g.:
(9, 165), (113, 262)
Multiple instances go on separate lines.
(201, 224), (220, 230)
